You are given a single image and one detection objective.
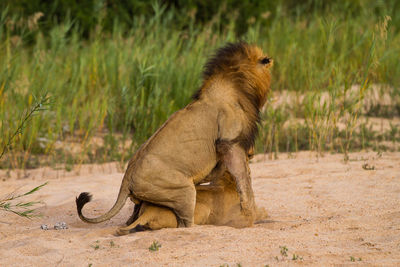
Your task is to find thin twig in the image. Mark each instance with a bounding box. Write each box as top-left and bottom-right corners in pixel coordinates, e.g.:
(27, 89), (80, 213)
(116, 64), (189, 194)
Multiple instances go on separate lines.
(0, 182), (48, 218)
(0, 93), (50, 159)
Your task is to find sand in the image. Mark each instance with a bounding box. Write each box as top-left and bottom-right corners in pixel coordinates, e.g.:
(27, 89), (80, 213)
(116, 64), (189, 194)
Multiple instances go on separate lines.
(0, 151), (399, 266)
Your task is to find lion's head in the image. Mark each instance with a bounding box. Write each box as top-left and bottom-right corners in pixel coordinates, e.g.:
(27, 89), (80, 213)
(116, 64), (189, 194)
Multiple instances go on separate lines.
(193, 42), (273, 151)
(194, 42), (273, 109)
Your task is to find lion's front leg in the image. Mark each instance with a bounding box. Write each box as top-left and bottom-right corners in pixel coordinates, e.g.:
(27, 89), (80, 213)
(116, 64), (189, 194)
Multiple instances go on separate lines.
(174, 183), (196, 227)
(219, 142), (255, 222)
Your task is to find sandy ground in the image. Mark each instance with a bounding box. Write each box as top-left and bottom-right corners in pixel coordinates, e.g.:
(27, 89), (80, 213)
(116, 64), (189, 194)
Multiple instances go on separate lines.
(0, 151), (399, 266)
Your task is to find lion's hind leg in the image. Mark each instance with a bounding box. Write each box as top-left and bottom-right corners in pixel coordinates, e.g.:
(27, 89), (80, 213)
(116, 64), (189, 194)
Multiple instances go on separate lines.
(126, 201), (142, 226)
(116, 204), (178, 236)
(116, 212), (150, 236)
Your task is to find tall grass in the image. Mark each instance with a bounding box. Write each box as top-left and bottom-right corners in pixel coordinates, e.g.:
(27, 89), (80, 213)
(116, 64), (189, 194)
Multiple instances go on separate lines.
(0, 2), (399, 169)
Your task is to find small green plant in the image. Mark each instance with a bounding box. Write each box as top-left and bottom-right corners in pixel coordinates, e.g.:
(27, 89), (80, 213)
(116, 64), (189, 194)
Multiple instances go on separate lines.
(148, 241), (162, 252)
(362, 163), (375, 170)
(110, 241), (115, 247)
(0, 93), (49, 217)
(292, 253), (303, 260)
(280, 246), (288, 257)
(91, 240), (100, 250)
(277, 246), (302, 261)
(0, 182), (48, 218)
(350, 256), (362, 262)
(0, 93), (50, 159)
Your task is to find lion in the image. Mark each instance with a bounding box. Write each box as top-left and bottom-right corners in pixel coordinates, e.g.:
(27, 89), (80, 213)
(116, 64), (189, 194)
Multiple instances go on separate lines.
(76, 42), (273, 228)
(116, 150), (268, 235)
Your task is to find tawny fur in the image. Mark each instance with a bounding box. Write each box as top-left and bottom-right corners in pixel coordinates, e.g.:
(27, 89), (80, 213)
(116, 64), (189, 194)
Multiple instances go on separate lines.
(76, 42), (272, 227)
(116, 157), (268, 235)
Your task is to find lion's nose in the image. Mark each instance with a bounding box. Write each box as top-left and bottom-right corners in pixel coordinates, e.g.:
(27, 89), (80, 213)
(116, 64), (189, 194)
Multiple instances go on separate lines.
(260, 57), (271, 65)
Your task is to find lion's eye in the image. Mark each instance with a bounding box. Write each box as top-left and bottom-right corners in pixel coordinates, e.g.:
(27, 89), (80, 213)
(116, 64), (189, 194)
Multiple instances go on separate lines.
(260, 57), (271, 65)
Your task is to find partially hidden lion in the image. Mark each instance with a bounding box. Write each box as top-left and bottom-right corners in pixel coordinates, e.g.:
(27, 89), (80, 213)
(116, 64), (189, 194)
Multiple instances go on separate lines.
(76, 42), (273, 228)
(117, 151), (267, 235)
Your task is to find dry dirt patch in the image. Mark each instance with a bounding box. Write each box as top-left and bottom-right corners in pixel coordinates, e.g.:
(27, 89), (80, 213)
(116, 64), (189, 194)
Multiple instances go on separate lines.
(0, 151), (399, 266)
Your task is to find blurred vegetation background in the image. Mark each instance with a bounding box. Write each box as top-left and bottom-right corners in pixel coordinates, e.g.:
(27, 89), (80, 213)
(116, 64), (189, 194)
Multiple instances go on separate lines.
(0, 0), (399, 171)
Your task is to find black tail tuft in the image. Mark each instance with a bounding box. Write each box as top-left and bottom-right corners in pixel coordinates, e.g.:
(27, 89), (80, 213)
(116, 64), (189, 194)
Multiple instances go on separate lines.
(76, 192), (92, 216)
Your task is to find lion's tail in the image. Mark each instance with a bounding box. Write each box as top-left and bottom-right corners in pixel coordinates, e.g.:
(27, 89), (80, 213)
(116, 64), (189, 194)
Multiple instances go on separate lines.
(76, 185), (129, 224)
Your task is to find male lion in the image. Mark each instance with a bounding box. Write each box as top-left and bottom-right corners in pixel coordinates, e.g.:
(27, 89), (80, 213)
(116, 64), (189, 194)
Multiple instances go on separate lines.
(76, 42), (272, 227)
(116, 152), (268, 235)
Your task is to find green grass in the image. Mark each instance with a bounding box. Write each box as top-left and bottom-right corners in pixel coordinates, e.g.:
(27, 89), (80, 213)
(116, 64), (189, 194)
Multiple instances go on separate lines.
(280, 245), (288, 257)
(0, 182), (47, 217)
(90, 240), (100, 250)
(0, 2), (399, 170)
(148, 241), (161, 252)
